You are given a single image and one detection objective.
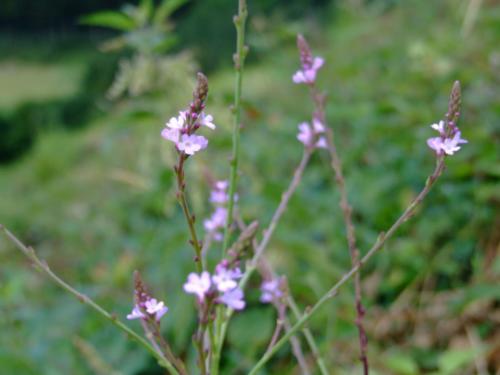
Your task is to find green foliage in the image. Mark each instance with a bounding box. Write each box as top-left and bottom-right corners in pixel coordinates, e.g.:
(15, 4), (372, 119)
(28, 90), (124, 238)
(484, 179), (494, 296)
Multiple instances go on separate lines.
(1, 0), (498, 374)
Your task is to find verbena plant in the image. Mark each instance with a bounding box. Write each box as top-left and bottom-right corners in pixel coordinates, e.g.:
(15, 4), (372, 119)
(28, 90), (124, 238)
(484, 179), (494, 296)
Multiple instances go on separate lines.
(1, 1), (468, 374)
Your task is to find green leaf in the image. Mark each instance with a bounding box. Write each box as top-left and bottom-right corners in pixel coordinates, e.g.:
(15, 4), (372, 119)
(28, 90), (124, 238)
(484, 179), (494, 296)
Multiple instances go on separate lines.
(438, 349), (476, 374)
(80, 11), (136, 31)
(154, 0), (189, 26)
(385, 353), (419, 375)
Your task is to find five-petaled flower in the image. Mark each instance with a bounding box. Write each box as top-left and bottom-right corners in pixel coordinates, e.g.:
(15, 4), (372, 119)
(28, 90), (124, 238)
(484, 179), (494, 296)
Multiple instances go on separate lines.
(293, 56), (324, 85)
(218, 287), (246, 310)
(427, 121), (467, 156)
(212, 265), (242, 292)
(127, 298), (168, 322)
(297, 118), (328, 149)
(183, 271), (212, 301)
(260, 279), (284, 303)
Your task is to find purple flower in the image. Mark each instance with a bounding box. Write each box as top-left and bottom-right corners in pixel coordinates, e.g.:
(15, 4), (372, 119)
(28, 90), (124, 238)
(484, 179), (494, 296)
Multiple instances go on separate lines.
(441, 131), (468, 155)
(218, 287), (245, 310)
(127, 298), (168, 322)
(166, 112), (186, 130)
(199, 112), (216, 129)
(297, 121), (327, 149)
(260, 279), (283, 303)
(293, 57), (324, 85)
(126, 305), (146, 320)
(203, 207), (227, 232)
(177, 134), (208, 155)
(145, 298), (169, 321)
(212, 265), (242, 292)
(427, 120), (467, 156)
(431, 120), (446, 135)
(161, 127), (180, 143)
(183, 271), (211, 301)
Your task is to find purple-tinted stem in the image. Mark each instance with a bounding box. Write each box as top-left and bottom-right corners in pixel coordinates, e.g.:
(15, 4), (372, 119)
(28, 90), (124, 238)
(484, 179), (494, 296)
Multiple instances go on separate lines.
(309, 86), (369, 374)
(174, 153), (203, 273)
(249, 157), (447, 374)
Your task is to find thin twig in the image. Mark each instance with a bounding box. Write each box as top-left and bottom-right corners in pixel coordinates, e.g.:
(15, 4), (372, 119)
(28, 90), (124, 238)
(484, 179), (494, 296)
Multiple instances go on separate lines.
(248, 157), (446, 374)
(214, 149), (313, 372)
(312, 85), (369, 373)
(0, 225), (180, 375)
(175, 154), (203, 273)
(284, 319), (312, 375)
(222, 0), (248, 257)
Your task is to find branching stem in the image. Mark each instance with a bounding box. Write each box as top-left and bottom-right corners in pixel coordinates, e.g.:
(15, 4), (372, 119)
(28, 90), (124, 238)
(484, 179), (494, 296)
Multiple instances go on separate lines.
(0, 225), (180, 375)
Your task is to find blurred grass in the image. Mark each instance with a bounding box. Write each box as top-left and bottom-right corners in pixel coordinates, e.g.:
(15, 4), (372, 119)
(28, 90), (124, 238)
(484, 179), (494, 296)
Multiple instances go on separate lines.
(0, 61), (84, 110)
(0, 1), (499, 374)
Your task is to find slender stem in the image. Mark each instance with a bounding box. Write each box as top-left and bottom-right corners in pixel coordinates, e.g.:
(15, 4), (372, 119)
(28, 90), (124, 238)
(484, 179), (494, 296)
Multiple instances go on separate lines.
(213, 150), (312, 372)
(265, 304), (286, 353)
(312, 85), (369, 374)
(0, 225), (179, 375)
(287, 296), (329, 375)
(248, 158), (446, 374)
(175, 154), (203, 273)
(222, 0), (248, 257)
(255, 240), (325, 375)
(284, 319), (311, 375)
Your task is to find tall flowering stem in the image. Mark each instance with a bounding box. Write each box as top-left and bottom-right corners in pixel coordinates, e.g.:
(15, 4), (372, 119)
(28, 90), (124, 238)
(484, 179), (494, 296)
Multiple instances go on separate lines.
(299, 32), (369, 373)
(172, 73), (211, 274)
(249, 80), (463, 373)
(248, 155), (447, 374)
(213, 149), (312, 373)
(0, 225), (180, 375)
(222, 0), (249, 257)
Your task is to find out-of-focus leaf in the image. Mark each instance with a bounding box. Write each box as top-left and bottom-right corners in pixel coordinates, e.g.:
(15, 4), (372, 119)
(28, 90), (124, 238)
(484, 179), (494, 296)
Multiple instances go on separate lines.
(154, 0), (189, 26)
(385, 353), (419, 375)
(438, 349), (476, 374)
(137, 0), (154, 27)
(80, 11), (136, 31)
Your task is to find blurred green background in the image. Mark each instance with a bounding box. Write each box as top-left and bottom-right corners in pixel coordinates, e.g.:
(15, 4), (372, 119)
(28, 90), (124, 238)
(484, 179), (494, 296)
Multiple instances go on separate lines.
(0, 0), (498, 374)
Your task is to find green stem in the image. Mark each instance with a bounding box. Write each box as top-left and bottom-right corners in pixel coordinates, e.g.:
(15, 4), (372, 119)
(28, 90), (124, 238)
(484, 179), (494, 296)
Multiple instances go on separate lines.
(222, 0), (248, 257)
(287, 296), (329, 375)
(213, 150), (312, 372)
(248, 158), (446, 374)
(176, 154), (203, 273)
(1, 225), (179, 375)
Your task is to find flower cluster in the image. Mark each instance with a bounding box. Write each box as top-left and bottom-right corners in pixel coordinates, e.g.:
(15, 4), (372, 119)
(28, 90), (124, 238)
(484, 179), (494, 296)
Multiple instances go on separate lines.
(204, 180), (237, 241)
(260, 278), (284, 304)
(293, 34), (324, 85)
(161, 73), (214, 156)
(183, 260), (245, 310)
(427, 81), (467, 156)
(127, 271), (168, 322)
(427, 120), (467, 155)
(297, 118), (328, 149)
(127, 298), (168, 321)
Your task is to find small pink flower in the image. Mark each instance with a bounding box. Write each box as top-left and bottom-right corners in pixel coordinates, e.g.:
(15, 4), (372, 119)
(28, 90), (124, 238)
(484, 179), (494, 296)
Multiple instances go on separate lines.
(212, 265), (242, 292)
(441, 131), (467, 155)
(177, 134), (208, 155)
(126, 305), (145, 320)
(199, 112), (216, 129)
(260, 279), (283, 303)
(218, 287), (245, 310)
(215, 180), (228, 190)
(161, 128), (180, 143)
(427, 119), (467, 156)
(297, 122), (327, 149)
(203, 207), (227, 232)
(145, 298), (169, 321)
(183, 272), (211, 301)
(166, 112), (186, 130)
(431, 120), (445, 135)
(293, 57), (324, 85)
